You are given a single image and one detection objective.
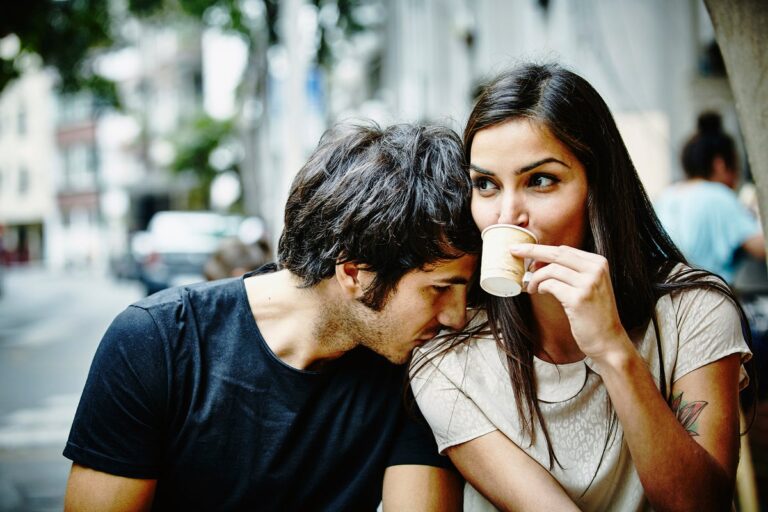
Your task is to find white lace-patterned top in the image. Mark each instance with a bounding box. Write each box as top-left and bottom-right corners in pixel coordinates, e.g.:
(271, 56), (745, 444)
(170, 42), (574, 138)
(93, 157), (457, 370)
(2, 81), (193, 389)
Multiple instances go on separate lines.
(411, 282), (751, 511)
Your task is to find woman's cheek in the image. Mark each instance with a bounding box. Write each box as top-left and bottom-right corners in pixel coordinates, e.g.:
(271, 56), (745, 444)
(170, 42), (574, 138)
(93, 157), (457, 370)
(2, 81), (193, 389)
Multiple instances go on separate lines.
(471, 202), (495, 231)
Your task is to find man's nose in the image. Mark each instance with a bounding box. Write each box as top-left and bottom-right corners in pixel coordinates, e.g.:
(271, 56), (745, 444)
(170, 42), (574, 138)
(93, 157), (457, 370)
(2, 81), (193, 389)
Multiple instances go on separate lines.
(437, 289), (468, 330)
(497, 192), (528, 227)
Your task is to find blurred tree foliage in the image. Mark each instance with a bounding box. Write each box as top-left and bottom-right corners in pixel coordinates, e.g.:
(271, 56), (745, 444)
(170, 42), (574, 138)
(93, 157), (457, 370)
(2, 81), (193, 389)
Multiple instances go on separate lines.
(1, 0), (374, 105)
(1, 0), (120, 106)
(170, 115), (235, 209)
(2, 0), (379, 210)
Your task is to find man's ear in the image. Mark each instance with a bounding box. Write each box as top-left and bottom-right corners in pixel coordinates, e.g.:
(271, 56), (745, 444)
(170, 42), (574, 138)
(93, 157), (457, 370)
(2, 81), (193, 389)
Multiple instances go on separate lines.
(335, 261), (369, 298)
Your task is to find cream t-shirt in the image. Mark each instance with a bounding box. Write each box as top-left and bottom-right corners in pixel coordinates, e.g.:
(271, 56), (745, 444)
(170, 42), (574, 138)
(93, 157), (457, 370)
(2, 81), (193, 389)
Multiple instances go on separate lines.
(411, 285), (751, 511)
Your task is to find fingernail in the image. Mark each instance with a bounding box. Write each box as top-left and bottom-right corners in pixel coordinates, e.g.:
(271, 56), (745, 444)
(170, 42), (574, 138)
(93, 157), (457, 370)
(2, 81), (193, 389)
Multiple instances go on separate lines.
(522, 271), (533, 289)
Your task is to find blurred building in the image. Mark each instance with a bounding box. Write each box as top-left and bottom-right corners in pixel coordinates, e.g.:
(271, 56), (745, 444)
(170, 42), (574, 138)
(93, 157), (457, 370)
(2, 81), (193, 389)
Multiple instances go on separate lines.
(0, 19), (206, 273)
(106, 19), (205, 230)
(47, 93), (105, 270)
(0, 67), (56, 265)
(50, 19), (206, 273)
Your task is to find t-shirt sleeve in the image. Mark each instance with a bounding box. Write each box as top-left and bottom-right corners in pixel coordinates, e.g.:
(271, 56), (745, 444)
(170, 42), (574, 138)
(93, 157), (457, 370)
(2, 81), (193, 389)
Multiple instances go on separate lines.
(386, 396), (455, 471)
(673, 285), (752, 387)
(63, 305), (168, 478)
(410, 358), (497, 454)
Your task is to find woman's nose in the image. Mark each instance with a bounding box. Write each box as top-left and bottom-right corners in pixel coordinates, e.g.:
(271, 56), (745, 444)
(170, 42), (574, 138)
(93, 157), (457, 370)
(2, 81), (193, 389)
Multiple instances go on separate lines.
(497, 192), (528, 227)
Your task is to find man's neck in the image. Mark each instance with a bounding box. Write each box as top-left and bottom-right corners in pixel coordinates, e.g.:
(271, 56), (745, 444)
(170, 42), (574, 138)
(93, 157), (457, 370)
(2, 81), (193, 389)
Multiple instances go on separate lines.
(244, 270), (354, 370)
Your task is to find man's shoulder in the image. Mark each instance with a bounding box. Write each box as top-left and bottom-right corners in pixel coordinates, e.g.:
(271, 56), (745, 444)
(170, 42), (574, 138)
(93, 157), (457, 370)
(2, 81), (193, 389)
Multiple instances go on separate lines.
(134, 277), (243, 312)
(125, 278), (247, 338)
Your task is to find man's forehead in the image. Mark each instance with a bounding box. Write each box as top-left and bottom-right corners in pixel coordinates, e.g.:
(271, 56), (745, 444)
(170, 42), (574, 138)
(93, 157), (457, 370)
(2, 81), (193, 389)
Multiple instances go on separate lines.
(418, 254), (478, 281)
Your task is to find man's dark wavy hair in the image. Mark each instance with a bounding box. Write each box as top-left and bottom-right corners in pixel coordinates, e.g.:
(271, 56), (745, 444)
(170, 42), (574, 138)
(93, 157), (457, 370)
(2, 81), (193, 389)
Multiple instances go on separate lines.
(277, 122), (481, 310)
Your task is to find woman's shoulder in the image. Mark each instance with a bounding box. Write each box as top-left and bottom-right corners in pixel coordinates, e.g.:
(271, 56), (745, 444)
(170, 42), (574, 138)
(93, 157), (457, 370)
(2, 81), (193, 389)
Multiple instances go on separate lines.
(411, 309), (501, 379)
(661, 263), (732, 306)
(652, 264), (752, 387)
(654, 263), (746, 351)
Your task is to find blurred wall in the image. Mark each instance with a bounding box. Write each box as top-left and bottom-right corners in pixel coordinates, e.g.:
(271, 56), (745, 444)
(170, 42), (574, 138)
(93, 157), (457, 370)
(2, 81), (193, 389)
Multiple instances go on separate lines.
(375, 0), (738, 201)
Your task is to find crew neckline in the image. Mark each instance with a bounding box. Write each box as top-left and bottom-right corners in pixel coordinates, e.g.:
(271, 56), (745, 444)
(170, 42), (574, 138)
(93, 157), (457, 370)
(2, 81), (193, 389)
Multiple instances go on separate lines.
(532, 355), (601, 403)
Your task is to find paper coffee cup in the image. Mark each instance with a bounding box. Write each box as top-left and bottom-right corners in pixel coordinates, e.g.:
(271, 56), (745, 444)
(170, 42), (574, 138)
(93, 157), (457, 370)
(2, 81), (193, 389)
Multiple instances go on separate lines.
(480, 224), (537, 297)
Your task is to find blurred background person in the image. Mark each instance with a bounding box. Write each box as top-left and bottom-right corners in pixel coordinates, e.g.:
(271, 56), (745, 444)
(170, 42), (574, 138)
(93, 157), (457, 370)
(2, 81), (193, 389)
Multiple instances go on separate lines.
(655, 111), (765, 285)
(657, 110), (768, 413)
(204, 236), (272, 281)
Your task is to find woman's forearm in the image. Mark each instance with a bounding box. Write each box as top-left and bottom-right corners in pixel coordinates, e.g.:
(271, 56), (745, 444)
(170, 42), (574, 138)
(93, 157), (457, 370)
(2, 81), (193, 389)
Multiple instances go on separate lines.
(596, 341), (738, 511)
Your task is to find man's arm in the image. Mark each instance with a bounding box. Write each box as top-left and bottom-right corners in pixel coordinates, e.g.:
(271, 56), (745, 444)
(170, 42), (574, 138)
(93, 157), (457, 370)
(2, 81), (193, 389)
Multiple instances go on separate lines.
(64, 464), (157, 512)
(382, 464), (463, 512)
(64, 306), (166, 510)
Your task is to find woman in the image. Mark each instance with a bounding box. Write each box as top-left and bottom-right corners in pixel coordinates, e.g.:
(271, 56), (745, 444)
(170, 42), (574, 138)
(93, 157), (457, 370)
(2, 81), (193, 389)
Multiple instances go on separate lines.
(655, 111), (765, 284)
(411, 63), (754, 511)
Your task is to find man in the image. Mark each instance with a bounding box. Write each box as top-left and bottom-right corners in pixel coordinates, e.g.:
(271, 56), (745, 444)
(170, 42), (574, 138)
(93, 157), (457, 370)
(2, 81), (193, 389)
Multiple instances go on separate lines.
(63, 123), (480, 510)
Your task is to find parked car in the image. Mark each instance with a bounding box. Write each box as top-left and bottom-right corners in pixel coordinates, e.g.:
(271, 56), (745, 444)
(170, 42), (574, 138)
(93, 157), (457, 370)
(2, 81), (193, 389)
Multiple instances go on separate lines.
(132, 211), (265, 296)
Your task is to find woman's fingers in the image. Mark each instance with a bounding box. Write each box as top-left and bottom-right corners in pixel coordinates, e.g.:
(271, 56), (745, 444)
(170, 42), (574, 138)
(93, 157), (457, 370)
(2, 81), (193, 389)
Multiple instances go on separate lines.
(510, 243), (601, 272)
(535, 276), (582, 305)
(513, 243), (624, 356)
(525, 262), (585, 295)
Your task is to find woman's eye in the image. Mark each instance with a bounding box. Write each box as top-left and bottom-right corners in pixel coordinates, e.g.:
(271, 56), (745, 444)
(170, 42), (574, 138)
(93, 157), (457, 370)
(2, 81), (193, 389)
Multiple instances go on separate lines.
(529, 174), (557, 189)
(472, 177), (497, 191)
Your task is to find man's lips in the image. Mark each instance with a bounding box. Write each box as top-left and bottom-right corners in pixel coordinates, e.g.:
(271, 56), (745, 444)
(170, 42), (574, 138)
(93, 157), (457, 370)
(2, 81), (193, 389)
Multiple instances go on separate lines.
(415, 330), (441, 343)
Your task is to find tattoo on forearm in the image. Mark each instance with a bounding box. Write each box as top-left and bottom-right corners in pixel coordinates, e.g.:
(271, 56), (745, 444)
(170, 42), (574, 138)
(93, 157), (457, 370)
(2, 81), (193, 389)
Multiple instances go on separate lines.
(670, 392), (708, 436)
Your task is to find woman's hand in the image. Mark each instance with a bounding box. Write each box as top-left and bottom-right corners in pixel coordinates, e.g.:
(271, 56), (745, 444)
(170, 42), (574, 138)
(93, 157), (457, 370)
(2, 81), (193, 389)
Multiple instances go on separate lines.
(510, 243), (631, 361)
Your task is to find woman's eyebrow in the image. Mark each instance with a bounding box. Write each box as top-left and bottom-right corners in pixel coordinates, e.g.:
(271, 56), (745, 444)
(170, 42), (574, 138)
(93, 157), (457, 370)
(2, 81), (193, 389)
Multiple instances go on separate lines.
(516, 157), (570, 174)
(470, 157), (570, 176)
(469, 163), (494, 175)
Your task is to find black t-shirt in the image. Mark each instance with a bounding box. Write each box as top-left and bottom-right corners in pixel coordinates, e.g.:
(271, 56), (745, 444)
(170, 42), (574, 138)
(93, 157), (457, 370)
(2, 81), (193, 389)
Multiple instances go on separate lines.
(64, 269), (450, 511)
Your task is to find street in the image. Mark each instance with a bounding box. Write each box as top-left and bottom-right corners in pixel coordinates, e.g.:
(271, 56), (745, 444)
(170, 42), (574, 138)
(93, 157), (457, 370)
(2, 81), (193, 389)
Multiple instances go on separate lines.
(0, 266), (142, 511)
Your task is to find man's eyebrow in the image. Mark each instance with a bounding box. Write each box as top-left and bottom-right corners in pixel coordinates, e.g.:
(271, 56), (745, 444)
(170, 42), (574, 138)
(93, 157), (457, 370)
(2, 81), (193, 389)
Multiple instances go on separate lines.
(434, 276), (471, 285)
(470, 157), (570, 176)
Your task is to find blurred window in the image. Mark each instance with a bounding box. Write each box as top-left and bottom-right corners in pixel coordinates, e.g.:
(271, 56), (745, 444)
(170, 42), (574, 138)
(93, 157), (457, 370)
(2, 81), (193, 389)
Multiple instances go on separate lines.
(63, 144), (98, 190)
(193, 68), (203, 99)
(17, 105), (26, 136)
(58, 94), (95, 125)
(18, 166), (29, 195)
(88, 144), (99, 174)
